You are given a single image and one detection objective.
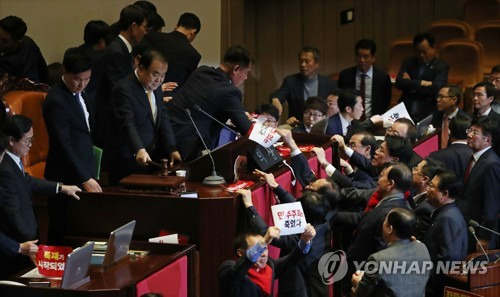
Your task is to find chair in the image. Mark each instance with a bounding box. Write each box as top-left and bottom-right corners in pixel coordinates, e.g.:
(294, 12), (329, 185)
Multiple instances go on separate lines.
(464, 0), (500, 28)
(428, 19), (472, 47)
(3, 91), (48, 179)
(474, 20), (500, 74)
(387, 38), (414, 77)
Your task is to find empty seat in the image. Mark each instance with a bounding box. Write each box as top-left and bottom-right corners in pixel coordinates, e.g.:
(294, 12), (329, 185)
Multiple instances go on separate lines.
(387, 38), (415, 78)
(428, 19), (472, 47)
(474, 20), (500, 74)
(3, 91), (48, 179)
(438, 39), (484, 88)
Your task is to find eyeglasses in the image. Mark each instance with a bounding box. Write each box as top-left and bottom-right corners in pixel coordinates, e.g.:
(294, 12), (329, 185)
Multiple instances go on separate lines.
(303, 111), (324, 118)
(437, 95), (453, 99)
(20, 137), (35, 145)
(348, 142), (363, 149)
(466, 128), (482, 136)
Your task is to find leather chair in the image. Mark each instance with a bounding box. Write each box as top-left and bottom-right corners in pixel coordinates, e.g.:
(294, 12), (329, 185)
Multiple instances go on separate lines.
(474, 20), (500, 74)
(3, 91), (48, 179)
(428, 19), (472, 47)
(438, 39), (484, 112)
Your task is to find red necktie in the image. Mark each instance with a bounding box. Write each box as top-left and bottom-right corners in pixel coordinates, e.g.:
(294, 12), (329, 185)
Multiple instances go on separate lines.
(464, 156), (474, 182)
(441, 116), (449, 149)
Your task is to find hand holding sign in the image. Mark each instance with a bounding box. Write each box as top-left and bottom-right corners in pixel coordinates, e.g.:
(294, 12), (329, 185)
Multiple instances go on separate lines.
(263, 226), (280, 245)
(301, 223), (316, 243)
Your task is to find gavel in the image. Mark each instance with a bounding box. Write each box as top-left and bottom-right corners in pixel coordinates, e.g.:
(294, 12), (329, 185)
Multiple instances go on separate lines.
(147, 159), (169, 176)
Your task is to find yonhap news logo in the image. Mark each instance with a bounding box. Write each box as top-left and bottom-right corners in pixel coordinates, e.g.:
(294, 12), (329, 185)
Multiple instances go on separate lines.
(318, 250), (489, 285)
(317, 250), (348, 285)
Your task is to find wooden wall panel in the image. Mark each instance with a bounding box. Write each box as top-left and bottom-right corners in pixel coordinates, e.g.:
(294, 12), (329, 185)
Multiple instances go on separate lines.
(222, 0), (472, 112)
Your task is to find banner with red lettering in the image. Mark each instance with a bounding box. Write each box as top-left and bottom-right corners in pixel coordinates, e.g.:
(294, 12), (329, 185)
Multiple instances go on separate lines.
(35, 245), (73, 277)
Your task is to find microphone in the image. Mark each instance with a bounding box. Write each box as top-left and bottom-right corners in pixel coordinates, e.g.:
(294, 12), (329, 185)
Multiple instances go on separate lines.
(185, 108), (225, 185)
(192, 104), (241, 136)
(468, 226), (490, 263)
(469, 220), (500, 236)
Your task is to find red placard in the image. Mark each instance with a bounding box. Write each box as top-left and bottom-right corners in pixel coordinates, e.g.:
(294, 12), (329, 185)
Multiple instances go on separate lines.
(35, 245), (73, 277)
(225, 180), (255, 192)
(275, 145), (315, 157)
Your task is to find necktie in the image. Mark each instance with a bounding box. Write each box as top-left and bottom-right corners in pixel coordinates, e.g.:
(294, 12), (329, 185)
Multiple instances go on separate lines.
(19, 159), (25, 175)
(441, 116), (449, 149)
(360, 74), (366, 120)
(464, 156), (475, 182)
(147, 91), (157, 123)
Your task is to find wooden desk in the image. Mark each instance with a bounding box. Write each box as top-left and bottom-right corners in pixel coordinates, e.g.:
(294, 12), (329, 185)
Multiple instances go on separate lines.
(0, 243), (195, 297)
(53, 134), (333, 297)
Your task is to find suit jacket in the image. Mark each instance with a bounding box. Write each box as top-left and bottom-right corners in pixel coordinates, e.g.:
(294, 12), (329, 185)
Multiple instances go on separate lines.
(218, 247), (304, 297)
(412, 192), (434, 241)
(0, 154), (57, 243)
(429, 142), (472, 178)
(325, 114), (375, 140)
(0, 154), (57, 277)
(430, 108), (470, 129)
(458, 148), (500, 247)
(94, 36), (133, 146)
(107, 73), (177, 179)
(347, 193), (410, 263)
(43, 79), (97, 185)
(423, 202), (468, 296)
(354, 239), (431, 297)
(472, 109), (500, 123)
(331, 168), (375, 190)
(78, 43), (106, 110)
(167, 66), (252, 160)
(337, 66), (392, 116)
(0, 36), (48, 83)
(144, 31), (201, 89)
(270, 73), (337, 120)
(395, 57), (449, 103)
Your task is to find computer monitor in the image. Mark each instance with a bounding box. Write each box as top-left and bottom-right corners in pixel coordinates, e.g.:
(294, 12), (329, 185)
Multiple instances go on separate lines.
(102, 220), (136, 269)
(60, 242), (94, 289)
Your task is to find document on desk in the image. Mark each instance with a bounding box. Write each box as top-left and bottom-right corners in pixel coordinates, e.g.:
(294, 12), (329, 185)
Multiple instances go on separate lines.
(149, 234), (179, 244)
(21, 267), (61, 279)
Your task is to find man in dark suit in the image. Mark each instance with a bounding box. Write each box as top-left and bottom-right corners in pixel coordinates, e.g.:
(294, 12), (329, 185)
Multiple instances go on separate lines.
(167, 45), (253, 161)
(430, 84), (470, 148)
(0, 116), (80, 277)
(78, 20), (111, 109)
(424, 169), (468, 296)
(472, 81), (500, 121)
(351, 208), (431, 297)
(386, 118), (422, 169)
(107, 49), (181, 185)
(0, 16), (48, 83)
(43, 47), (102, 243)
(218, 225), (316, 297)
(94, 5), (147, 147)
(144, 12), (201, 93)
(459, 116), (500, 251)
(429, 115), (472, 178)
(334, 163), (412, 295)
(410, 158), (443, 240)
(325, 89), (364, 136)
(338, 39), (391, 118)
(270, 46), (337, 122)
(396, 33), (449, 122)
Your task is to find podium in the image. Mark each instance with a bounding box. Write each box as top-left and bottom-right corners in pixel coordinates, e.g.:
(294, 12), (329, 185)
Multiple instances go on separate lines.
(0, 242), (195, 297)
(446, 249), (500, 297)
(43, 133), (334, 297)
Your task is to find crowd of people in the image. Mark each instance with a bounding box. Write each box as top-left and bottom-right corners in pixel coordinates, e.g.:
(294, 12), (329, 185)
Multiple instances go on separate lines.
(0, 1), (499, 296)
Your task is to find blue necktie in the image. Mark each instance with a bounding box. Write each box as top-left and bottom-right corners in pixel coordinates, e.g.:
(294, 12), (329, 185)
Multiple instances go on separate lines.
(19, 160), (24, 175)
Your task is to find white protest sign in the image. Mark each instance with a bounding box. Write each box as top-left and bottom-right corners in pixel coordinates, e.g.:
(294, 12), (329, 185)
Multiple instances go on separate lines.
(148, 234), (179, 244)
(271, 202), (307, 236)
(382, 102), (414, 127)
(248, 116), (281, 148)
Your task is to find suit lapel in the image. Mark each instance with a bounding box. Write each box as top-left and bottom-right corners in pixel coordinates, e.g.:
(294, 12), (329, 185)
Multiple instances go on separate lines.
(60, 80), (91, 134)
(5, 154), (30, 191)
(132, 75), (156, 126)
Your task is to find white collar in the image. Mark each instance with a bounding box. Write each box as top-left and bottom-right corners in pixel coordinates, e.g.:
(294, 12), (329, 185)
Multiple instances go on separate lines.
(118, 34), (132, 53)
(6, 150), (22, 171)
(472, 146), (491, 162)
(356, 66), (373, 78)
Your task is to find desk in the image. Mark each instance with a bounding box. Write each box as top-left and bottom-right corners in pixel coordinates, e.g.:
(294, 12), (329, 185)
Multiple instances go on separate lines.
(0, 243), (195, 297)
(53, 134), (334, 297)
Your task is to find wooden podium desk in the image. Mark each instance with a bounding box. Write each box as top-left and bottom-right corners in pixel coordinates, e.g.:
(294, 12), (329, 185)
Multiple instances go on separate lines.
(0, 243), (195, 297)
(55, 134), (334, 297)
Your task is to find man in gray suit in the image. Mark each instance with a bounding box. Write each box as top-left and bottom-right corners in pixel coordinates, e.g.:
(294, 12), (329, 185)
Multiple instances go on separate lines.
(351, 208), (431, 297)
